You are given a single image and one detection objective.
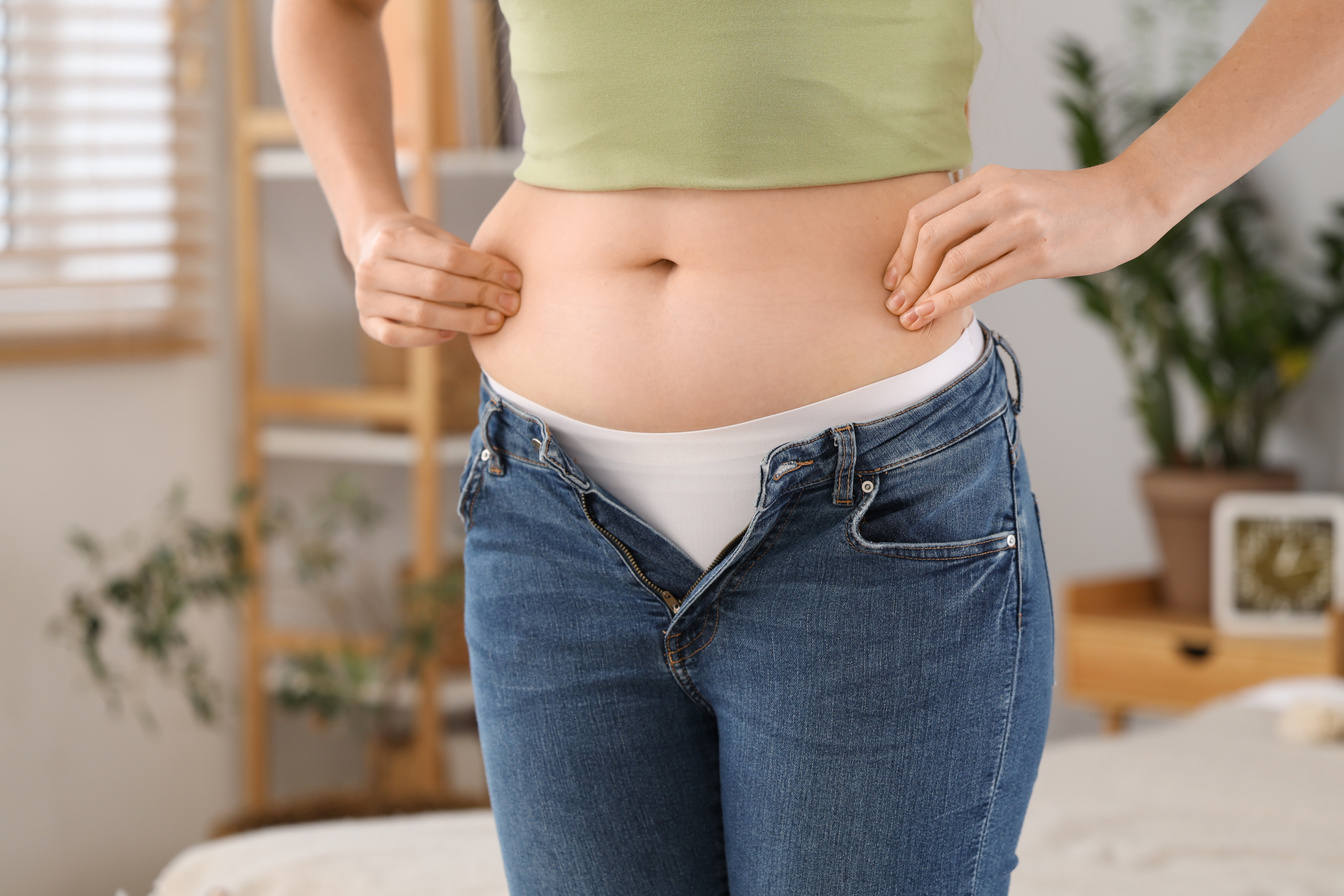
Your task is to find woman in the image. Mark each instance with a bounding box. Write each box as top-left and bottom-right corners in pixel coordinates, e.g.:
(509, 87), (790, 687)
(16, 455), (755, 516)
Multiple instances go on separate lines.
(274, 1), (1344, 893)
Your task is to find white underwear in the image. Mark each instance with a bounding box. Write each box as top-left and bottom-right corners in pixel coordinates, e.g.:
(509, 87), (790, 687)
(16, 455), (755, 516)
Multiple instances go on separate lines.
(485, 311), (984, 570)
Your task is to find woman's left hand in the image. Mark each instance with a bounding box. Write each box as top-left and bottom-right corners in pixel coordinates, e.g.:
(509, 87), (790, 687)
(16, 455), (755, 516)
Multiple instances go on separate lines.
(881, 161), (1174, 329)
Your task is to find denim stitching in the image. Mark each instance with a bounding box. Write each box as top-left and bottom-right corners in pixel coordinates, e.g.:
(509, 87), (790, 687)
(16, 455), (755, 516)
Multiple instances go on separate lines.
(844, 415), (1020, 559)
(844, 539), (1015, 562)
(771, 459), (814, 481)
(1010, 436), (1025, 632)
(832, 424), (855, 506)
(663, 630), (716, 713)
(964, 377), (1025, 890)
(854, 403), (1009, 478)
(768, 405), (1010, 505)
(673, 602), (722, 664)
(668, 601), (721, 665)
(778, 399), (1005, 491)
(668, 608), (713, 661)
(497, 445), (549, 468)
(665, 633), (682, 667)
(966, 566), (1024, 895)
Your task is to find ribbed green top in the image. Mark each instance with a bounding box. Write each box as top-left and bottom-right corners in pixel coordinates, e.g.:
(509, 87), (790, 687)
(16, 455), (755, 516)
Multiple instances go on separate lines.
(497, 0), (982, 191)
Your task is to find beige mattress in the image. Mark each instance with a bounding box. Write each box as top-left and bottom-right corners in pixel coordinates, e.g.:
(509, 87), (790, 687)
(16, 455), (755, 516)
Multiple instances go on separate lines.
(150, 677), (1344, 896)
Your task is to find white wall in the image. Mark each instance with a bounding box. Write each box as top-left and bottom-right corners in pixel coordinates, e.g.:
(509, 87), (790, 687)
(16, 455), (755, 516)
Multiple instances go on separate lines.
(2, 1), (1342, 894)
(969, 0), (1344, 598)
(0, 6), (242, 893)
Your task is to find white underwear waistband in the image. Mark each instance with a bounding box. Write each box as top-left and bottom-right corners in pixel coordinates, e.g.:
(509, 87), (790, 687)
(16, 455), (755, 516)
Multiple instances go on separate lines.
(483, 311), (984, 568)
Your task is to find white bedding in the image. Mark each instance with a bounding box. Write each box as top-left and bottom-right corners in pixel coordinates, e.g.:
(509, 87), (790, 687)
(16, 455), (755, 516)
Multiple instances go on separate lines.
(150, 808), (509, 896)
(149, 677), (1344, 896)
(1013, 676), (1344, 896)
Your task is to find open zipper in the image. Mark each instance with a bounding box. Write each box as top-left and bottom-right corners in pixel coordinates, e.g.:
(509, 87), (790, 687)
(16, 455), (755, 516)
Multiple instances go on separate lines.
(580, 491), (747, 616)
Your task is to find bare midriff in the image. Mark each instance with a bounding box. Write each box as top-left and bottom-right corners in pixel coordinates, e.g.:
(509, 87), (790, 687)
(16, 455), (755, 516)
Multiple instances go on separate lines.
(467, 170), (975, 432)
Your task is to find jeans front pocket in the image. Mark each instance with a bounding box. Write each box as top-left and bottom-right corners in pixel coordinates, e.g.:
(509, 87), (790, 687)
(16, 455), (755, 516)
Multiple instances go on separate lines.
(845, 471), (1018, 560)
(843, 413), (1018, 561)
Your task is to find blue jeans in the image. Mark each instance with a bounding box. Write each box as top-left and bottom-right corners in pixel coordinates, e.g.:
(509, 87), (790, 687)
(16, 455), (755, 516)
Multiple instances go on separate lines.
(457, 320), (1055, 896)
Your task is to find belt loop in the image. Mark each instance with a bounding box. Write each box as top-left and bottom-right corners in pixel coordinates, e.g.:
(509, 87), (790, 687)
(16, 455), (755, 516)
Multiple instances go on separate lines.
(993, 331), (1024, 416)
(831, 424), (856, 506)
(539, 424), (591, 490)
(480, 398), (505, 476)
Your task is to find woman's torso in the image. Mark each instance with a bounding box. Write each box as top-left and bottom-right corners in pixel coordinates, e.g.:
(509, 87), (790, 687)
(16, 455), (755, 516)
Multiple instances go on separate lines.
(467, 170), (974, 432)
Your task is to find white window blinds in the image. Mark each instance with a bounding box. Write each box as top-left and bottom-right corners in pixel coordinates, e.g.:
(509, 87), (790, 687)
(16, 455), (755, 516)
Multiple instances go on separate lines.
(0, 0), (211, 347)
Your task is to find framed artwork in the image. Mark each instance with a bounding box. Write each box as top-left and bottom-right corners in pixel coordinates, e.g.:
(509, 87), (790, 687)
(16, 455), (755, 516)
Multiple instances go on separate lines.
(1211, 491), (1344, 638)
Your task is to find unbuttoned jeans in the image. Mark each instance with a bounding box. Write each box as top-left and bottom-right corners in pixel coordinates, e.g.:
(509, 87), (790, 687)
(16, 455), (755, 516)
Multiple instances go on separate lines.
(457, 320), (1055, 896)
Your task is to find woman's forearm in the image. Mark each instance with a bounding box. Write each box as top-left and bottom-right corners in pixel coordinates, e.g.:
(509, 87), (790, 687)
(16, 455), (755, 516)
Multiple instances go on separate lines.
(273, 0), (406, 262)
(1117, 0), (1344, 229)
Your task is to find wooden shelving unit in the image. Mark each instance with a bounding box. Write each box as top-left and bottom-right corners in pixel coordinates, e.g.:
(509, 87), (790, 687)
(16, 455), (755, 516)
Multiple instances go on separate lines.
(226, 0), (517, 811)
(1063, 574), (1344, 733)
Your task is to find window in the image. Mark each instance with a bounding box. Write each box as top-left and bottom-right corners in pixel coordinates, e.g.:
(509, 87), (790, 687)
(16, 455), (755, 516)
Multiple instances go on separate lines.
(0, 0), (212, 363)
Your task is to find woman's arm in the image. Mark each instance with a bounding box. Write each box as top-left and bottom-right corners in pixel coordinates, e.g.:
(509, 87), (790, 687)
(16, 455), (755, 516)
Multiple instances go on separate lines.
(273, 0), (521, 346)
(883, 0), (1344, 329)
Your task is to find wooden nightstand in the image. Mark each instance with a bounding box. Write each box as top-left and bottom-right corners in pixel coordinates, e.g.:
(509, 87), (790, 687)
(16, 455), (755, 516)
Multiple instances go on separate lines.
(1063, 574), (1344, 733)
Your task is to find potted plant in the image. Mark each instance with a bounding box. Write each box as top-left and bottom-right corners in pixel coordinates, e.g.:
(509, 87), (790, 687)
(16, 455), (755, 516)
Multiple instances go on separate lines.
(49, 474), (464, 734)
(1054, 25), (1344, 615)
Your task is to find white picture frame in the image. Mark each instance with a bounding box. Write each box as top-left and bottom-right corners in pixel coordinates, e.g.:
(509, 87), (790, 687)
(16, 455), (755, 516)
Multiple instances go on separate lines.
(1211, 491), (1344, 638)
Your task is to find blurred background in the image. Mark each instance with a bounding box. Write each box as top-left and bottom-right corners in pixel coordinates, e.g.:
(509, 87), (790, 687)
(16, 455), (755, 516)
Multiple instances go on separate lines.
(2, 1), (1342, 894)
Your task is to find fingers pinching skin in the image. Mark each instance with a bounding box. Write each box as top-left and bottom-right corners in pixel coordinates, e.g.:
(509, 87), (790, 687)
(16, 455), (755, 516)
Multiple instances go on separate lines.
(881, 175), (979, 314)
(384, 292), (505, 335)
(360, 257), (519, 317)
(880, 162), (1170, 332)
(889, 179), (999, 321)
(896, 221), (1020, 328)
(379, 226), (523, 297)
(899, 252), (1022, 330)
(351, 212), (524, 346)
(361, 228), (522, 318)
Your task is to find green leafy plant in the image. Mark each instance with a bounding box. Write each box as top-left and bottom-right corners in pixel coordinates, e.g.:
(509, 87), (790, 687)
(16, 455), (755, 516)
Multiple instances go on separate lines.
(49, 473), (465, 732)
(47, 481), (254, 731)
(1054, 29), (1344, 469)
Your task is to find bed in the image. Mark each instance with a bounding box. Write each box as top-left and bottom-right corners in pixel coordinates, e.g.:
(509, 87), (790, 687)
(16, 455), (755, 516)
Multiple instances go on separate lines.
(149, 676), (1344, 896)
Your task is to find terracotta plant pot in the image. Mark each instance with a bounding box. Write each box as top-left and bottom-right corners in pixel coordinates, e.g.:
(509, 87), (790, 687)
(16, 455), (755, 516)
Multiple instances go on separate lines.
(1139, 466), (1298, 616)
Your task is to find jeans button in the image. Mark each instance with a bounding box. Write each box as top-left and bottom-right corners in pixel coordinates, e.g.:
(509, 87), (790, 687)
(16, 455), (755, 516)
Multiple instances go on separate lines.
(1006, 534), (1017, 548)
(860, 479), (875, 494)
(480, 448), (491, 462)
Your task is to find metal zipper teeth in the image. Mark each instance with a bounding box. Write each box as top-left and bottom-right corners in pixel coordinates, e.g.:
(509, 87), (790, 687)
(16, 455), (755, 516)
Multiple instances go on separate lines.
(580, 492), (681, 614)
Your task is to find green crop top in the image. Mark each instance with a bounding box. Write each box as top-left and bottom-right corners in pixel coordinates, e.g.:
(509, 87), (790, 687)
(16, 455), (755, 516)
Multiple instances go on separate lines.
(497, 0), (982, 191)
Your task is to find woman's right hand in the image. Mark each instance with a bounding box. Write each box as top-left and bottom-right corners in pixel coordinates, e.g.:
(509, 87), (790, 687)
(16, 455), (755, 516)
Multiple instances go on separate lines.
(351, 211), (523, 347)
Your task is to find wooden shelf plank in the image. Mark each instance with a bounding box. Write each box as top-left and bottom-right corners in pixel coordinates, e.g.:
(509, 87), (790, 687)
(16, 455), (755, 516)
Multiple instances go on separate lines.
(259, 628), (387, 656)
(254, 386), (414, 425)
(261, 423), (474, 467)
